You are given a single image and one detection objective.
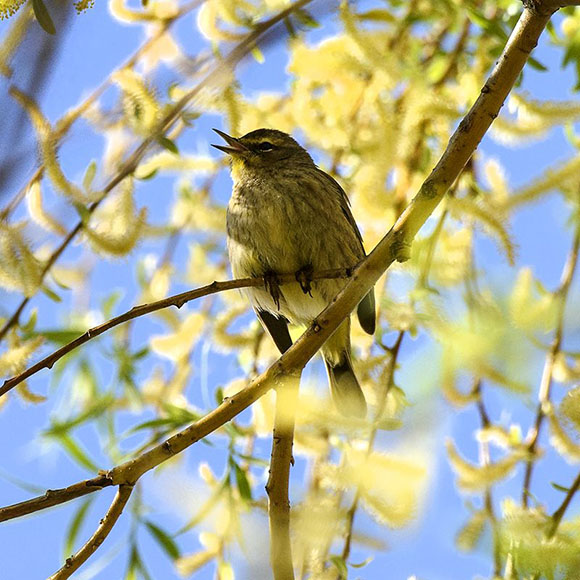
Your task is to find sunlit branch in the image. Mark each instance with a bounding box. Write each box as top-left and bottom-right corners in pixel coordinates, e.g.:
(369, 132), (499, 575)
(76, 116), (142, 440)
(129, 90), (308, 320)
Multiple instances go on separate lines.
(521, 222), (580, 507)
(266, 374), (301, 580)
(0, 474), (113, 522)
(0, 268), (353, 397)
(0, 0), (319, 343)
(48, 484), (134, 580)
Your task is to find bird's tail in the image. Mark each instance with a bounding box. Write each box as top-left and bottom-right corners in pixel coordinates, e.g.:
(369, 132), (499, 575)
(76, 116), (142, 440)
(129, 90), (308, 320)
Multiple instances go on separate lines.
(322, 319), (367, 418)
(325, 355), (367, 418)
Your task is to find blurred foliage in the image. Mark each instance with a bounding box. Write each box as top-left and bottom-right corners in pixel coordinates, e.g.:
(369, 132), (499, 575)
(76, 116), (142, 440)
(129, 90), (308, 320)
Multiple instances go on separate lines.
(1, 0), (580, 578)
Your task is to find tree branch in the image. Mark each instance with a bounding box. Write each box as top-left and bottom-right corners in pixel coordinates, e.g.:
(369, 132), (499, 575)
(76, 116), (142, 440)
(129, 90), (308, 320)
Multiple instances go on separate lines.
(0, 268), (352, 397)
(0, 474), (113, 522)
(548, 468), (580, 538)
(48, 484), (134, 580)
(266, 374), (300, 580)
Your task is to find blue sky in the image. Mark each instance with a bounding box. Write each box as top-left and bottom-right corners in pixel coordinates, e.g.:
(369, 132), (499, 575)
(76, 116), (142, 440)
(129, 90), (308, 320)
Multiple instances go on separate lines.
(1, 2), (580, 579)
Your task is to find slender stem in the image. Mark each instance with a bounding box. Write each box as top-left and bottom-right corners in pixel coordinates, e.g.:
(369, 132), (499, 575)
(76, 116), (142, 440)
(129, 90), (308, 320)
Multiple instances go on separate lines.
(48, 484), (134, 580)
(0, 268), (353, 397)
(266, 374), (300, 580)
(0, 474), (113, 523)
(521, 223), (580, 506)
(474, 380), (501, 576)
(548, 469), (580, 537)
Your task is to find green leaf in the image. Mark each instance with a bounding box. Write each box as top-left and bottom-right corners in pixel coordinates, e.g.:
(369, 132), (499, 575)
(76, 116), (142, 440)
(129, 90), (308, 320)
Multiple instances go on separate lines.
(157, 136), (179, 155)
(64, 497), (94, 556)
(329, 555), (348, 579)
(350, 557), (373, 568)
(283, 15), (297, 38)
(46, 394), (116, 436)
(136, 167), (158, 181)
(162, 402), (199, 423)
(82, 160), (97, 191)
(294, 8), (320, 28)
(182, 111), (201, 126)
(101, 290), (123, 320)
(36, 329), (84, 346)
(551, 482), (571, 493)
(176, 477), (229, 535)
(527, 56), (548, 72)
(215, 387), (224, 405)
(41, 284), (62, 303)
(55, 433), (99, 472)
(145, 521), (180, 560)
(126, 417), (180, 434)
(356, 9), (395, 23)
(32, 0), (56, 34)
(126, 545), (153, 580)
(233, 462), (252, 502)
(21, 309), (38, 335)
(236, 453), (269, 467)
(132, 346), (149, 360)
(0, 468), (45, 495)
(466, 8), (507, 40)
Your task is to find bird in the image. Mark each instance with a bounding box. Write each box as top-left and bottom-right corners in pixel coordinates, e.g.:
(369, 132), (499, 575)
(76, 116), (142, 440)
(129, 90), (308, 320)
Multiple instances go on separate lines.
(212, 127), (375, 417)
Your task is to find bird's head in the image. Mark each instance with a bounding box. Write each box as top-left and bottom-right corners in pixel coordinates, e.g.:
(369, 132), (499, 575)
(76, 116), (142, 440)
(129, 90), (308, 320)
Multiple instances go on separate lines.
(212, 128), (314, 177)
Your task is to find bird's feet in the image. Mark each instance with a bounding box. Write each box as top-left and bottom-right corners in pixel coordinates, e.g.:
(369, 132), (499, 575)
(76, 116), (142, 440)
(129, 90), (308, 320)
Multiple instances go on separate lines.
(263, 271), (282, 310)
(295, 265), (313, 296)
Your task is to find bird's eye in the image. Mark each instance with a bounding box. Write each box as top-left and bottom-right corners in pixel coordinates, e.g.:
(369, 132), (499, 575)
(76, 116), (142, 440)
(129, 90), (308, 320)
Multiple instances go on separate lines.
(257, 141), (274, 152)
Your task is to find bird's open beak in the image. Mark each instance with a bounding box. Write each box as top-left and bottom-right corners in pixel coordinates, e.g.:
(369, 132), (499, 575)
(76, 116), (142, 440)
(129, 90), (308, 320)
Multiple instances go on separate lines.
(211, 128), (249, 155)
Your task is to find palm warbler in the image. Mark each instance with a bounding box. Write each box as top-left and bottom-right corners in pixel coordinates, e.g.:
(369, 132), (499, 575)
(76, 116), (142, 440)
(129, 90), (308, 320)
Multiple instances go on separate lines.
(212, 128), (375, 417)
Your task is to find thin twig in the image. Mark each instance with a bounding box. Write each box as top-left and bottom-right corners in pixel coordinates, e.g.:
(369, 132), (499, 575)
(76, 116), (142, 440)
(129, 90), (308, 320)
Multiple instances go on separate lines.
(48, 484), (134, 580)
(548, 468), (580, 538)
(0, 474), (113, 522)
(521, 223), (580, 506)
(435, 15), (472, 87)
(0, 268), (353, 397)
(474, 380), (501, 576)
(266, 374), (301, 580)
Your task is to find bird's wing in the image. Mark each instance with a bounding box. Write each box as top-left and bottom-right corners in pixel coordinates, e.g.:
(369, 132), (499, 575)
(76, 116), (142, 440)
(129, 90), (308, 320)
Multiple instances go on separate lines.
(315, 168), (376, 336)
(256, 309), (293, 354)
(315, 168), (365, 250)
